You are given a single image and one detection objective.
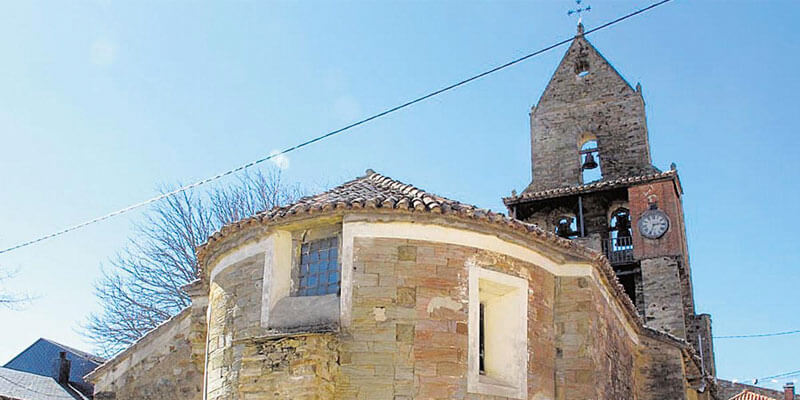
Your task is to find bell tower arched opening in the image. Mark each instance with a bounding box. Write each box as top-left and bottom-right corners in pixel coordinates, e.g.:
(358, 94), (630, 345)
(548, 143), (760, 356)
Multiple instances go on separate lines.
(579, 138), (601, 184)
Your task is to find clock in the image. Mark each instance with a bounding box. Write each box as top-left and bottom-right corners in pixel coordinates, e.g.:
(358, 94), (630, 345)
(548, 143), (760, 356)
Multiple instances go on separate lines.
(638, 209), (670, 239)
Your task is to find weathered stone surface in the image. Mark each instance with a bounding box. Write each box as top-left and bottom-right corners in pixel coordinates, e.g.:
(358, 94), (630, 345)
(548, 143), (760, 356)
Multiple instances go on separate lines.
(635, 335), (689, 400)
(554, 276), (635, 400)
(88, 306), (206, 400)
(527, 31), (655, 192)
(641, 256), (687, 338)
(268, 293), (339, 331)
(206, 253), (266, 400)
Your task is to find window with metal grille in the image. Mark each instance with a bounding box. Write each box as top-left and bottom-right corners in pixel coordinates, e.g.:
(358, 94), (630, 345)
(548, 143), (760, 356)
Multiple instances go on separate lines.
(297, 237), (340, 296)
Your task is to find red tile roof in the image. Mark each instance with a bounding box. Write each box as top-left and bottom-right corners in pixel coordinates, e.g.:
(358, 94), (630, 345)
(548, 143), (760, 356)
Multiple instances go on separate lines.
(729, 390), (780, 400)
(198, 169), (597, 265)
(503, 170), (680, 205)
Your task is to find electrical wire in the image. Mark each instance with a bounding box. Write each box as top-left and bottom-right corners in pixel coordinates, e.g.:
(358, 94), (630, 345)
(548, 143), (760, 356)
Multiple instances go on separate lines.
(730, 369), (800, 385)
(759, 369), (800, 381)
(0, 0), (674, 255)
(714, 329), (800, 339)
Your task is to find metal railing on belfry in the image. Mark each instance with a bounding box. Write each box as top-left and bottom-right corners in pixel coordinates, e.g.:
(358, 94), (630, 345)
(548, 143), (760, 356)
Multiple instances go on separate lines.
(602, 236), (635, 265)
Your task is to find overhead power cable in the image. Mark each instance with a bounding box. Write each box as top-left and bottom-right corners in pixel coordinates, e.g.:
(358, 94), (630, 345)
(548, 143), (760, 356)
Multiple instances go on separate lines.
(760, 369), (800, 381)
(731, 368), (800, 385)
(714, 329), (800, 339)
(0, 0), (674, 255)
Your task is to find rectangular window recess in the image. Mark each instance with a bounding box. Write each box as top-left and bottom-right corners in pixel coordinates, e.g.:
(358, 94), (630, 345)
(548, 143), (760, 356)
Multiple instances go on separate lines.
(468, 266), (528, 399)
(297, 236), (341, 296)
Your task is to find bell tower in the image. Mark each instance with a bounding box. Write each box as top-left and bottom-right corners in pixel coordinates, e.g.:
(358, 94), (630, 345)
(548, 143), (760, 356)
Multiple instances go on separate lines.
(505, 25), (716, 377)
(527, 23), (658, 193)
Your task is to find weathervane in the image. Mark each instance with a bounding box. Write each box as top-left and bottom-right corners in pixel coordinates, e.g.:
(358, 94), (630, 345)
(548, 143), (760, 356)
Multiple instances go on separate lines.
(567, 0), (591, 25)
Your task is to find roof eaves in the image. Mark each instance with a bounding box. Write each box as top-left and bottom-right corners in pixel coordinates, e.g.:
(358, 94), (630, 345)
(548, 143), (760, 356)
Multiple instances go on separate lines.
(503, 170), (678, 205)
(196, 170), (606, 271)
(40, 339), (104, 364)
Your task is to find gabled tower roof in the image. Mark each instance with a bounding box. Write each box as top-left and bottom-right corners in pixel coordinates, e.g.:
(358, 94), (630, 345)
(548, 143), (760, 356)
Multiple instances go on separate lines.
(537, 23), (636, 106)
(525, 25), (657, 192)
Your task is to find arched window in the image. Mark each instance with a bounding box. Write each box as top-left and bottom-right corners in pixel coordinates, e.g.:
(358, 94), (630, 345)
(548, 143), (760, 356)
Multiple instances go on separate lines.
(609, 208), (632, 245)
(555, 216), (578, 239)
(580, 140), (601, 184)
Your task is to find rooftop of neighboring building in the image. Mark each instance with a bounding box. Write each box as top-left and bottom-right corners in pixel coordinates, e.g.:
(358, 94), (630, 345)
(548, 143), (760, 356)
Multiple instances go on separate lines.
(717, 379), (799, 400)
(0, 366), (87, 400)
(2, 338), (102, 398)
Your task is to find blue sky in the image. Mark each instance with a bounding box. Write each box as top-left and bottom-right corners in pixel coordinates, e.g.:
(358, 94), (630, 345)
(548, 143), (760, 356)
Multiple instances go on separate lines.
(0, 0), (797, 390)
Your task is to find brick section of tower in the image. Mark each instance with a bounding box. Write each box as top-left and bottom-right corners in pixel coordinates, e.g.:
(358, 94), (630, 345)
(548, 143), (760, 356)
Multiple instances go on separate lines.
(628, 181), (687, 260)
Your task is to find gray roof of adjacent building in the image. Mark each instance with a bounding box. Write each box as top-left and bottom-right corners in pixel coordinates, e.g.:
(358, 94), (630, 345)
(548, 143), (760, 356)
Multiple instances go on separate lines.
(0, 367), (86, 400)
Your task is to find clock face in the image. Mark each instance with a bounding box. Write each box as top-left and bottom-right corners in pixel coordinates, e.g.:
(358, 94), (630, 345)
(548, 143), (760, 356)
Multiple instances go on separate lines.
(638, 210), (670, 239)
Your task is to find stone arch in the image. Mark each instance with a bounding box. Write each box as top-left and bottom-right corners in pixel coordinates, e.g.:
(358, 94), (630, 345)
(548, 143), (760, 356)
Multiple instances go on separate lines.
(578, 133), (601, 185)
(609, 206), (632, 243)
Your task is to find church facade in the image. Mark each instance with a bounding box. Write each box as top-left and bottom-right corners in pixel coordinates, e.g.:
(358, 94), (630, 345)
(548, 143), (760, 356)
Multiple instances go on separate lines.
(86, 26), (718, 400)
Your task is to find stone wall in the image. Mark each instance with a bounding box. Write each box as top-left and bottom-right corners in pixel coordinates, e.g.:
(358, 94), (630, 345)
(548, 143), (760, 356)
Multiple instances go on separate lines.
(687, 314), (715, 377)
(89, 306), (206, 400)
(206, 253), (265, 400)
(340, 236), (558, 399)
(641, 256), (688, 338)
(635, 335), (689, 400)
(91, 217), (701, 400)
(554, 275), (636, 400)
(527, 33), (654, 192)
(342, 236), (651, 400)
(238, 334), (339, 399)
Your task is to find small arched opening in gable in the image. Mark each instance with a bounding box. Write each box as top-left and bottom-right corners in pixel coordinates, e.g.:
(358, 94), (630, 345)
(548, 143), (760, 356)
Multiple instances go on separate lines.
(579, 135), (601, 184)
(575, 57), (590, 78)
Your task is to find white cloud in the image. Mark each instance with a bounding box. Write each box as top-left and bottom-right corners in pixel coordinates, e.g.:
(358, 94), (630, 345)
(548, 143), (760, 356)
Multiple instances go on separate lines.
(269, 150), (290, 170)
(90, 38), (116, 66)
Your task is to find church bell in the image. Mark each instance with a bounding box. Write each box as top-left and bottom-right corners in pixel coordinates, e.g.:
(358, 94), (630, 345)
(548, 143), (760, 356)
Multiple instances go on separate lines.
(581, 152), (598, 170)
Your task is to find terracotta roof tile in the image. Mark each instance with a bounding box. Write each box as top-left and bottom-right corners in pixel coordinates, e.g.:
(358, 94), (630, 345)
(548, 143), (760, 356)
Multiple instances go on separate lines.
(729, 390), (780, 400)
(198, 169), (590, 261)
(503, 170), (679, 205)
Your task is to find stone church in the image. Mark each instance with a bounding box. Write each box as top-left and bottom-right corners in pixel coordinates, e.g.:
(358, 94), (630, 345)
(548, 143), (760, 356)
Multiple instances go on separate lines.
(85, 25), (720, 399)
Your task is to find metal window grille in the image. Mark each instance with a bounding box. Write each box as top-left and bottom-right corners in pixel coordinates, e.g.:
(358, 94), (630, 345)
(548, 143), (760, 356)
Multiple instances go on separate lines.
(297, 237), (340, 296)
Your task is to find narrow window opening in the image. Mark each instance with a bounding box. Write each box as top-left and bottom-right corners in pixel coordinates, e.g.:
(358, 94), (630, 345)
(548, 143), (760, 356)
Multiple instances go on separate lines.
(618, 272), (638, 306)
(479, 302), (486, 375)
(469, 268), (528, 398)
(614, 266), (643, 315)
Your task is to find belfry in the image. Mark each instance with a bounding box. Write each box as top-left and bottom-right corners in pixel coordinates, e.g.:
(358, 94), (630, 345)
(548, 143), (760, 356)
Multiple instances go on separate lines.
(504, 23), (716, 375)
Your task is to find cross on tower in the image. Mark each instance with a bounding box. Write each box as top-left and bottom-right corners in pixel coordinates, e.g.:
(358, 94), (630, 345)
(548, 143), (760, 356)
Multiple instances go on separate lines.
(567, 0), (591, 24)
